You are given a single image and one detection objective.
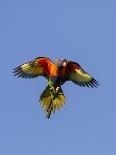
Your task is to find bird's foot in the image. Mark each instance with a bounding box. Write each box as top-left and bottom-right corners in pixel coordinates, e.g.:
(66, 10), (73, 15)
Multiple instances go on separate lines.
(56, 87), (60, 93)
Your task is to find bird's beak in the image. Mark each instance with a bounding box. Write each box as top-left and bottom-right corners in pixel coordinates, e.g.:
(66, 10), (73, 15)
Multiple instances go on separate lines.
(63, 62), (67, 67)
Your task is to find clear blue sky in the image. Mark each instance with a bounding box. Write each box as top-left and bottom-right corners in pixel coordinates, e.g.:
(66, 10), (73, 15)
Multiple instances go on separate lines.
(0, 0), (116, 155)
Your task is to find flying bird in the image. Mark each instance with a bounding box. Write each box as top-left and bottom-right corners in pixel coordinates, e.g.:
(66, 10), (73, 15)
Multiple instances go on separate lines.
(13, 57), (99, 118)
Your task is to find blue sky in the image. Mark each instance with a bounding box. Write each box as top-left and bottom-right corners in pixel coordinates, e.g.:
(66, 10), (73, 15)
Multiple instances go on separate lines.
(0, 0), (116, 155)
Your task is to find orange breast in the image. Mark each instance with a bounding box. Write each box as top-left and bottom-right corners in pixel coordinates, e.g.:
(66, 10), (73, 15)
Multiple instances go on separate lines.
(49, 64), (58, 76)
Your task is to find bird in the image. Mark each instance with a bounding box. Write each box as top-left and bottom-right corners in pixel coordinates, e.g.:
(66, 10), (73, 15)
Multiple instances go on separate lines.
(13, 57), (99, 118)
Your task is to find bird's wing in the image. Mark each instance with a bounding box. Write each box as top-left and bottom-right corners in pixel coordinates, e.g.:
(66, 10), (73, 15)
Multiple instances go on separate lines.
(65, 61), (99, 87)
(13, 57), (54, 78)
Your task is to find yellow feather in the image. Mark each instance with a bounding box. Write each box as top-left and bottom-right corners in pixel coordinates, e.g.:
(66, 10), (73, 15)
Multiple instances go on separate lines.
(40, 86), (65, 118)
(72, 69), (92, 82)
(21, 63), (43, 75)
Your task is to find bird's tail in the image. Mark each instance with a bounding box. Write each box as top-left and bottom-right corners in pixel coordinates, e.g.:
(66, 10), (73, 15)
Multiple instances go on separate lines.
(39, 85), (65, 118)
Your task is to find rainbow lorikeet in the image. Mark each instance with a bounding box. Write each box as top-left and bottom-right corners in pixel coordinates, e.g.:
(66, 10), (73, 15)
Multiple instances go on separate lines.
(13, 57), (99, 118)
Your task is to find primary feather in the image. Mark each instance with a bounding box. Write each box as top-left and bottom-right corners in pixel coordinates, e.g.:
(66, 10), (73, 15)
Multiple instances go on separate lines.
(65, 61), (99, 88)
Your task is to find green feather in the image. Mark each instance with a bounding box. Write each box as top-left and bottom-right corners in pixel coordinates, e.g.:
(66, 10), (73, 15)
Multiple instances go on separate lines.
(39, 85), (65, 118)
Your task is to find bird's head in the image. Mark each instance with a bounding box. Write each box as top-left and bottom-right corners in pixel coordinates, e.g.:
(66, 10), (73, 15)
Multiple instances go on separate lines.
(56, 58), (67, 67)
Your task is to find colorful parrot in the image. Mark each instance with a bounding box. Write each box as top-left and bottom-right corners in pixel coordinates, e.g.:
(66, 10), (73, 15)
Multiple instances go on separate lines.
(13, 57), (99, 118)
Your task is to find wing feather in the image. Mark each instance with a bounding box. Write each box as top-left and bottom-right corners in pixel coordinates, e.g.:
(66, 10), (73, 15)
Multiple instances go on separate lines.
(65, 61), (99, 88)
(13, 57), (53, 78)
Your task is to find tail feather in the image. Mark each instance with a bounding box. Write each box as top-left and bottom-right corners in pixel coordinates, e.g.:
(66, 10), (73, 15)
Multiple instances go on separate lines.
(39, 85), (65, 118)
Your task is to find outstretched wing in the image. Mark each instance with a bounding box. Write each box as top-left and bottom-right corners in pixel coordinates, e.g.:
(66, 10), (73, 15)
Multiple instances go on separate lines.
(13, 57), (54, 78)
(65, 61), (99, 87)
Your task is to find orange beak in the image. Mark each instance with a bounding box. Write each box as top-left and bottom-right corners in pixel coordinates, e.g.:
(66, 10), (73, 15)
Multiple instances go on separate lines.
(63, 62), (67, 67)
